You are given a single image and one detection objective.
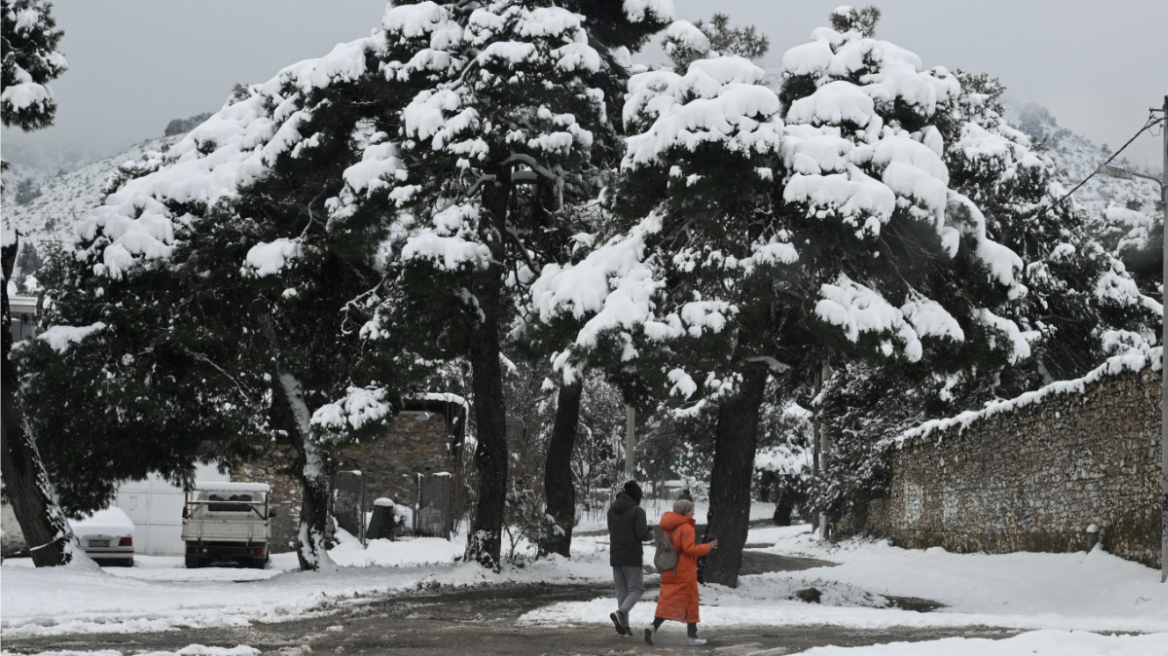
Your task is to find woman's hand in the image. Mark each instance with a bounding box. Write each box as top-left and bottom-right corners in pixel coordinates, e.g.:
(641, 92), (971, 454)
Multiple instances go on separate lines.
(709, 539), (719, 549)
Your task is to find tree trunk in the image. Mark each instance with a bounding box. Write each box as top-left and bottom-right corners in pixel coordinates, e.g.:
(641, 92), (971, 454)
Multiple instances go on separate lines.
(464, 172), (510, 570)
(539, 382), (582, 558)
(258, 300), (332, 573)
(273, 373), (334, 571)
(0, 235), (74, 567)
(702, 366), (769, 588)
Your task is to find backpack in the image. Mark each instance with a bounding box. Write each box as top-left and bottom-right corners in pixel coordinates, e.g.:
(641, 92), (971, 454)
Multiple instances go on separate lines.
(653, 526), (678, 572)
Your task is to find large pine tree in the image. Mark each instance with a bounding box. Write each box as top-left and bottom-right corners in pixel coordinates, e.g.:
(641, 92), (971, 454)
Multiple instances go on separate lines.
(1, 0), (74, 568)
(22, 13), (430, 571)
(26, 0), (667, 571)
(373, 0), (653, 568)
(536, 7), (1036, 586)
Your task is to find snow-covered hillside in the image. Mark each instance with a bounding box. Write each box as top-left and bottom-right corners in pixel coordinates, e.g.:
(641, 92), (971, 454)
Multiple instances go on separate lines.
(1005, 101), (1162, 215)
(1, 134), (181, 249)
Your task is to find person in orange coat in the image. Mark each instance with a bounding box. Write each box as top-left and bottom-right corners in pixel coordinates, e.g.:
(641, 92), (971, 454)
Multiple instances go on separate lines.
(645, 498), (718, 646)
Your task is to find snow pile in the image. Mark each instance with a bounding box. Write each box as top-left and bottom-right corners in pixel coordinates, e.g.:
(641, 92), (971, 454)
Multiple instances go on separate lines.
(801, 631), (1167, 656)
(68, 508), (134, 536)
(0, 646), (260, 656)
(621, 0), (674, 24)
(35, 322), (106, 354)
(522, 524), (1168, 634)
(310, 386), (393, 438)
(623, 56), (783, 176)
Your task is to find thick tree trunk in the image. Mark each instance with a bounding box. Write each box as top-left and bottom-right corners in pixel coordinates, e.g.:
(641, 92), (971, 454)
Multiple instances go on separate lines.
(702, 366), (769, 588)
(258, 300), (332, 572)
(464, 173), (510, 570)
(274, 373), (334, 571)
(539, 382), (582, 558)
(0, 235), (74, 567)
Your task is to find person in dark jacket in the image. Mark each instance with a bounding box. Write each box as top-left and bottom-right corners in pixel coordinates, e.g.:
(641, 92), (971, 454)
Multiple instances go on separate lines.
(607, 480), (654, 636)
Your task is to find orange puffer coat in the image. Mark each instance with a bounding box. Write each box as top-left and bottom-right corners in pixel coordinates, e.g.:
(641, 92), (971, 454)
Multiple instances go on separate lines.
(653, 511), (711, 623)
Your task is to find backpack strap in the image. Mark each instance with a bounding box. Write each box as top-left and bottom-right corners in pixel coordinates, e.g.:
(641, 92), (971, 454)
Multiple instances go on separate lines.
(664, 526), (678, 576)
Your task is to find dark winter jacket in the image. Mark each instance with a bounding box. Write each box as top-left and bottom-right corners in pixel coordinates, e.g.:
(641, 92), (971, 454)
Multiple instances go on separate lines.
(607, 492), (653, 567)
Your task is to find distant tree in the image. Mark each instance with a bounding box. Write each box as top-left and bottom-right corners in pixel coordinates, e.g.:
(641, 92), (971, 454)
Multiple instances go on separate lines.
(829, 4), (881, 37)
(663, 12), (769, 70)
(163, 112), (212, 137)
(14, 238), (41, 274)
(1, 0), (73, 568)
(13, 177), (41, 205)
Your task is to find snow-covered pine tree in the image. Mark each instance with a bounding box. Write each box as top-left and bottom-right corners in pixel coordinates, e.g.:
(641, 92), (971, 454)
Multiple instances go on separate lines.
(507, 0), (674, 559)
(372, 0), (639, 568)
(941, 72), (1160, 397)
(538, 7), (1035, 586)
(0, 0), (66, 136)
(813, 70), (1163, 526)
(22, 14), (433, 571)
(1098, 202), (1162, 300)
(0, 0), (74, 568)
(661, 12), (769, 71)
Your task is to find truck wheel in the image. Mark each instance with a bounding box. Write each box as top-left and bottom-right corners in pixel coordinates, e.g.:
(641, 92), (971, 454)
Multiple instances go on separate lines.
(248, 557), (267, 569)
(185, 555), (203, 569)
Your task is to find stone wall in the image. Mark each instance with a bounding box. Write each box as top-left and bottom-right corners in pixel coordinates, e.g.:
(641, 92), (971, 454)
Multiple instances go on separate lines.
(865, 364), (1162, 569)
(230, 406), (462, 552)
(333, 410), (459, 506)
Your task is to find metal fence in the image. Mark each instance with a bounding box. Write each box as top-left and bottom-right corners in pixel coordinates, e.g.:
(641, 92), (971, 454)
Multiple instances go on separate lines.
(329, 471), (454, 545)
(331, 471), (367, 540)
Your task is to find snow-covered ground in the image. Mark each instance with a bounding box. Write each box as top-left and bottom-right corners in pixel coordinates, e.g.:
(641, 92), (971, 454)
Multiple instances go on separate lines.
(2, 502), (1165, 656)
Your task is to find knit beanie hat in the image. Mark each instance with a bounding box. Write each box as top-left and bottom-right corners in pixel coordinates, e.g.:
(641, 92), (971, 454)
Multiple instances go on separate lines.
(623, 480), (643, 503)
(673, 499), (694, 515)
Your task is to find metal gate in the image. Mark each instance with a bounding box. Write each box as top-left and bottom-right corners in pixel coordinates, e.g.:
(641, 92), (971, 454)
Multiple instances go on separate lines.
(329, 471), (454, 544)
(331, 471), (366, 540)
(416, 473), (454, 538)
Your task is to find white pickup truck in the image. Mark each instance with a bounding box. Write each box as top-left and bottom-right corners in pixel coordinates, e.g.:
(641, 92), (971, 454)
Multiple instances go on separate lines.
(182, 482), (274, 568)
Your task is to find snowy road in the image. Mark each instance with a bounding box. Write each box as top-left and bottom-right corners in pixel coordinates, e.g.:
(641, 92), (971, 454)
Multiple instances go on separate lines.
(0, 580), (1030, 655)
(3, 510), (1166, 655)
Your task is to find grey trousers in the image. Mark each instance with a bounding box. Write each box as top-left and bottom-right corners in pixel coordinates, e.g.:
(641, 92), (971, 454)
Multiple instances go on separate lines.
(613, 565), (644, 620)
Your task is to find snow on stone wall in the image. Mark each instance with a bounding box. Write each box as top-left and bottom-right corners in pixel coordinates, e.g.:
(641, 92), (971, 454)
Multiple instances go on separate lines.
(865, 365), (1162, 569)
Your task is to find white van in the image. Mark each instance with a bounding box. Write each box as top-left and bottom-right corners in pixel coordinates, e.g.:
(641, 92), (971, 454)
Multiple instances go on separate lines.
(181, 482), (274, 568)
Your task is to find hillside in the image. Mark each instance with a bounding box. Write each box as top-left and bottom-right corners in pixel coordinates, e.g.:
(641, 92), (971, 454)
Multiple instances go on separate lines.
(1, 135), (181, 254)
(1005, 100), (1162, 215)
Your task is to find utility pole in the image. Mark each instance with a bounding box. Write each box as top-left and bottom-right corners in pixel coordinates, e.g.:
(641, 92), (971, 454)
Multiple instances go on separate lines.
(625, 404), (636, 482)
(1092, 100), (1167, 581)
(1161, 94), (1167, 584)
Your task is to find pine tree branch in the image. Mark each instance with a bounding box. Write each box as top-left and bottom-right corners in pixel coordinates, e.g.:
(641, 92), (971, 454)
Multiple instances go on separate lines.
(183, 348), (252, 401)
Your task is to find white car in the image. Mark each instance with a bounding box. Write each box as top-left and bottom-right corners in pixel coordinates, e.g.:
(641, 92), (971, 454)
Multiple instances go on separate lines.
(69, 507), (135, 566)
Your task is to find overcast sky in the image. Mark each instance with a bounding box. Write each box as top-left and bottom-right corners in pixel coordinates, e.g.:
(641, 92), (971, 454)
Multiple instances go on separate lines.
(3, 0), (1166, 170)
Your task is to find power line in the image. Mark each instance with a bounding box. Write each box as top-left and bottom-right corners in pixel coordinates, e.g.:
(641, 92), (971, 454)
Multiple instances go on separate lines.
(1024, 114), (1164, 225)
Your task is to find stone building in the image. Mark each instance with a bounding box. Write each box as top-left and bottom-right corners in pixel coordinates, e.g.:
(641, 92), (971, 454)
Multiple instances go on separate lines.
(230, 396), (467, 552)
(861, 355), (1162, 569)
